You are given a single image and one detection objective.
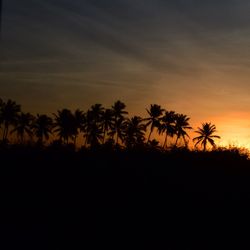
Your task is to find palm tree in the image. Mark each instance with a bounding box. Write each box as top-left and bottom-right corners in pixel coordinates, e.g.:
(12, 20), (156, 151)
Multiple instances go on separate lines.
(11, 112), (34, 144)
(90, 104), (104, 124)
(160, 111), (176, 149)
(83, 109), (103, 147)
(145, 104), (164, 142)
(124, 116), (146, 148)
(109, 117), (126, 145)
(82, 110), (92, 147)
(174, 113), (192, 147)
(0, 99), (21, 142)
(84, 122), (103, 147)
(111, 101), (128, 144)
(73, 109), (85, 147)
(32, 114), (53, 145)
(101, 108), (114, 144)
(53, 109), (77, 145)
(193, 122), (221, 151)
(83, 108), (103, 147)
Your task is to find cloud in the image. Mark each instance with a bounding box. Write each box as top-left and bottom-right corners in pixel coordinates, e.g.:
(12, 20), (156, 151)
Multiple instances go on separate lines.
(1, 0), (250, 119)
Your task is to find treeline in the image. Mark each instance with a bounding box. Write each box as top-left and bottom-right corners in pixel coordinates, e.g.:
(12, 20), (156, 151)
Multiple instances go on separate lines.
(1, 98), (250, 249)
(0, 98), (221, 150)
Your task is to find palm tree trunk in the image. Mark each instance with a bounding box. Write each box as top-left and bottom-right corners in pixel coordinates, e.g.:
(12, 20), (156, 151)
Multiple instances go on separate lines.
(3, 125), (9, 142)
(103, 129), (106, 144)
(116, 132), (119, 145)
(175, 135), (179, 147)
(203, 141), (207, 151)
(147, 126), (153, 143)
(163, 132), (168, 149)
(182, 135), (188, 148)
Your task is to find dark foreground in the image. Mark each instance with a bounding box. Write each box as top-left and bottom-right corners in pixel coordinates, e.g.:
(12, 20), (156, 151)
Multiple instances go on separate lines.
(1, 146), (250, 249)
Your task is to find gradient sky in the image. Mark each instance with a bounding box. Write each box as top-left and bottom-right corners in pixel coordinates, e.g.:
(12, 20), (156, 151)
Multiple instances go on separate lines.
(1, 0), (250, 147)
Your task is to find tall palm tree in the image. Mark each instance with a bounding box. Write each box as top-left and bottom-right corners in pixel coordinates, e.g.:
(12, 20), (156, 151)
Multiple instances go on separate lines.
(83, 108), (103, 147)
(124, 116), (146, 148)
(32, 114), (53, 145)
(111, 101), (128, 144)
(109, 117), (126, 145)
(160, 111), (176, 149)
(73, 109), (85, 147)
(174, 113), (192, 147)
(101, 108), (114, 144)
(84, 122), (103, 147)
(11, 112), (34, 144)
(83, 109), (103, 147)
(53, 109), (77, 145)
(193, 122), (221, 151)
(112, 101), (128, 119)
(82, 110), (92, 147)
(90, 104), (104, 124)
(0, 99), (21, 142)
(145, 104), (164, 142)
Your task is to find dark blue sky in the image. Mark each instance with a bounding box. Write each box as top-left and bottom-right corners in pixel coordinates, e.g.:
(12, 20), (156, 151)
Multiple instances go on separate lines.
(1, 0), (250, 146)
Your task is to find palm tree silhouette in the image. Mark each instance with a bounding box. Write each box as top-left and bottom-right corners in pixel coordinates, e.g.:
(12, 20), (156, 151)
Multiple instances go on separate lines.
(83, 109), (103, 147)
(193, 122), (221, 151)
(111, 101), (128, 145)
(101, 108), (114, 144)
(82, 110), (91, 147)
(73, 109), (85, 147)
(53, 109), (77, 145)
(82, 108), (103, 147)
(160, 111), (176, 149)
(90, 104), (104, 123)
(32, 114), (53, 145)
(124, 116), (146, 148)
(81, 104), (105, 146)
(0, 99), (21, 142)
(174, 114), (192, 147)
(85, 122), (103, 147)
(11, 112), (34, 144)
(145, 104), (164, 143)
(109, 117), (126, 146)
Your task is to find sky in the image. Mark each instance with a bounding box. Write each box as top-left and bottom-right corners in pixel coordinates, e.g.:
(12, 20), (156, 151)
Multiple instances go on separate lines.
(1, 0), (250, 147)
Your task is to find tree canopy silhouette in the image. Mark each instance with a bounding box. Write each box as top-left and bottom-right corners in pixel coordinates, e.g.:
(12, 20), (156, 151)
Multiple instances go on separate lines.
(111, 101), (128, 145)
(160, 111), (176, 149)
(145, 104), (164, 143)
(0, 99), (21, 143)
(174, 114), (192, 147)
(11, 112), (34, 144)
(32, 114), (53, 145)
(53, 109), (77, 145)
(193, 122), (221, 151)
(0, 98), (225, 152)
(124, 116), (146, 148)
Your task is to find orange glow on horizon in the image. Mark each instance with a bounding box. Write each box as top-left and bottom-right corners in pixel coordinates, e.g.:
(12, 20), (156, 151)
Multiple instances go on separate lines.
(193, 112), (250, 150)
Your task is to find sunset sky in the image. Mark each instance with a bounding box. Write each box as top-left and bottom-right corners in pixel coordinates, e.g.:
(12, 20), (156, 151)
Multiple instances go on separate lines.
(1, 0), (250, 147)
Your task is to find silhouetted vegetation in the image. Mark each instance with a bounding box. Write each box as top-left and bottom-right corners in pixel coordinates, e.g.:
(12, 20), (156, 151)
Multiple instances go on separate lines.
(0, 98), (223, 151)
(1, 98), (250, 248)
(193, 122), (221, 151)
